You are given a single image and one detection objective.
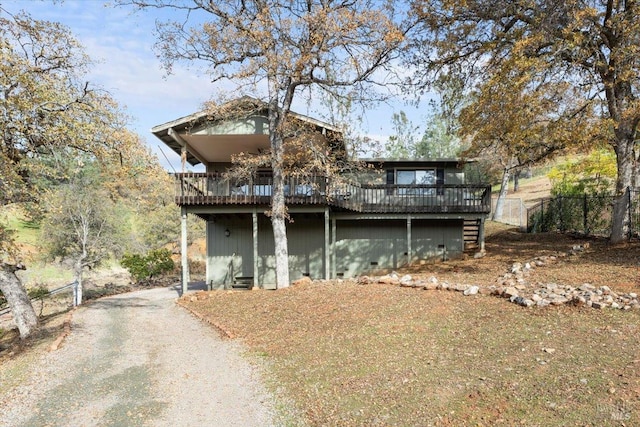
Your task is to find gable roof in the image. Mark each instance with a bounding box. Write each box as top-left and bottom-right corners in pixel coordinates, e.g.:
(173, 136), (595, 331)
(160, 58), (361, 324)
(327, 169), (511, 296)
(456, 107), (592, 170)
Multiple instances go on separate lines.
(151, 97), (344, 166)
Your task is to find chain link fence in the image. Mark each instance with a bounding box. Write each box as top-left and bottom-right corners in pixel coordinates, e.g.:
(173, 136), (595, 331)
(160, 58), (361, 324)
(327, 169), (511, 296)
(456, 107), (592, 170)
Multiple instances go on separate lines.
(491, 197), (528, 230)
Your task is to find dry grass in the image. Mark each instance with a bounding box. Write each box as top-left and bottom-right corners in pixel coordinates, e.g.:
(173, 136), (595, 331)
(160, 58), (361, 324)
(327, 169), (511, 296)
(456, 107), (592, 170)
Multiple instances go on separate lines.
(183, 224), (640, 426)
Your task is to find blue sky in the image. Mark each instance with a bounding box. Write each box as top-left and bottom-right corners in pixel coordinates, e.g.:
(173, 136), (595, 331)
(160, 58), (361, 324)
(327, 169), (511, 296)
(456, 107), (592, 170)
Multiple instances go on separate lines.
(3, 0), (429, 170)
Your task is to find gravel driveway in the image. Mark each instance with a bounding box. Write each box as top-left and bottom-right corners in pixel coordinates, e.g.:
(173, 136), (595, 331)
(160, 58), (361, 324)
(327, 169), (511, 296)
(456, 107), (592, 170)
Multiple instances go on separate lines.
(0, 286), (278, 426)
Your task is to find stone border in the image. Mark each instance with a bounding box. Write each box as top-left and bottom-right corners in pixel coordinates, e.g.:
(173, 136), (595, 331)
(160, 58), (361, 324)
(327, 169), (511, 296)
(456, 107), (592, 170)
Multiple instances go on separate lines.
(353, 244), (640, 310)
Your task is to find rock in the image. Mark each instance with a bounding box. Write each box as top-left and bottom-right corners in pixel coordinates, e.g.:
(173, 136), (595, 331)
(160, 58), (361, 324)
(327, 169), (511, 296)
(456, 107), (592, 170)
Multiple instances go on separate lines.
(550, 297), (569, 306)
(399, 274), (413, 285)
(542, 347), (556, 354)
(591, 301), (606, 309)
(464, 285), (479, 296)
(536, 299), (551, 307)
(579, 283), (596, 292)
(473, 251), (485, 259)
(453, 284), (468, 292)
(378, 275), (399, 285)
(629, 292), (638, 299)
(511, 262), (523, 273)
(503, 287), (519, 298)
(600, 285), (612, 295)
(611, 302), (621, 309)
(427, 276), (438, 284)
(572, 295), (587, 306)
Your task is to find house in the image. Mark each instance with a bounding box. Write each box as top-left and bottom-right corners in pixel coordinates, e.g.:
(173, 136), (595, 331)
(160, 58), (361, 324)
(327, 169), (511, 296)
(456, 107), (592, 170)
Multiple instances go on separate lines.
(152, 100), (491, 292)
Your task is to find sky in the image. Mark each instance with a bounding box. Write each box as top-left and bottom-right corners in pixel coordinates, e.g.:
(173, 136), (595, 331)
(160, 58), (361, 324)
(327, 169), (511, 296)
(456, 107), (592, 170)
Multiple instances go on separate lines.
(2, 0), (430, 171)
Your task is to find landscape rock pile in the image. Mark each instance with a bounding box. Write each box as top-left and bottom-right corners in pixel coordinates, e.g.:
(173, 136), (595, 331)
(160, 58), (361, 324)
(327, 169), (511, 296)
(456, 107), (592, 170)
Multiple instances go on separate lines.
(354, 244), (640, 310)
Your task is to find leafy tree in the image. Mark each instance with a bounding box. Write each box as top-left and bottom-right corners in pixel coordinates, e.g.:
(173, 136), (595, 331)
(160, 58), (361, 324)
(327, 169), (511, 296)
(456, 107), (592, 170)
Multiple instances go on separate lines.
(0, 9), (133, 336)
(410, 0), (640, 243)
(386, 111), (419, 158)
(41, 170), (128, 305)
(121, 0), (410, 288)
(548, 149), (617, 196)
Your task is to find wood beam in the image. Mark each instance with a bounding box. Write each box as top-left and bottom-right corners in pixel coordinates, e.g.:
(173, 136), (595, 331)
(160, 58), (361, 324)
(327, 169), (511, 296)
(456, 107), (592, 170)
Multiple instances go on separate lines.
(168, 127), (208, 166)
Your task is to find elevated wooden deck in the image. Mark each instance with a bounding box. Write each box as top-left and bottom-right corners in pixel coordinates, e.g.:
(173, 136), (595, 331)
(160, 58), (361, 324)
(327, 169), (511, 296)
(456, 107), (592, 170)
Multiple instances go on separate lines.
(174, 172), (492, 214)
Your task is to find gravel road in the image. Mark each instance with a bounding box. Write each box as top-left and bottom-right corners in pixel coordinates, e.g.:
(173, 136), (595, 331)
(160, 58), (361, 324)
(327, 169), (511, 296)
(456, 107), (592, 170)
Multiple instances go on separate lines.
(0, 286), (278, 426)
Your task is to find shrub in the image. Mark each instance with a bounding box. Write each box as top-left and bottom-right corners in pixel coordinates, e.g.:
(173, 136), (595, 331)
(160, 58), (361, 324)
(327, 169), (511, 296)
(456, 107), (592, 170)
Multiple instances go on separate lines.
(121, 248), (175, 282)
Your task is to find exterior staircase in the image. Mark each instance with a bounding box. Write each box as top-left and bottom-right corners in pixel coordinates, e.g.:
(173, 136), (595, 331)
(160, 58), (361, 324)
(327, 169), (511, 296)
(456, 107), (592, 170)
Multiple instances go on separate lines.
(463, 219), (481, 252)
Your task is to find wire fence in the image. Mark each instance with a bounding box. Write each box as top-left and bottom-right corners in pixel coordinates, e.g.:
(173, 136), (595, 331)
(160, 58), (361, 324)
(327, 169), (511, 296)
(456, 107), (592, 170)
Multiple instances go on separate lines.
(0, 281), (76, 317)
(491, 197), (528, 229)
(527, 189), (640, 239)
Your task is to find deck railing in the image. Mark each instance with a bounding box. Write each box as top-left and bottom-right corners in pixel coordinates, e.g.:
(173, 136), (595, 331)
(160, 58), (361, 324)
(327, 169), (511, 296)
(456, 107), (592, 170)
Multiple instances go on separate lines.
(175, 172), (491, 214)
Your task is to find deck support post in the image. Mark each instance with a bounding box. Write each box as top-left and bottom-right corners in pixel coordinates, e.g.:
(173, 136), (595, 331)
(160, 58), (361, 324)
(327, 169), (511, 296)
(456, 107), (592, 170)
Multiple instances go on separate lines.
(324, 207), (330, 279)
(407, 215), (412, 266)
(252, 208), (259, 288)
(181, 206), (189, 295)
(331, 218), (337, 279)
(478, 217), (486, 253)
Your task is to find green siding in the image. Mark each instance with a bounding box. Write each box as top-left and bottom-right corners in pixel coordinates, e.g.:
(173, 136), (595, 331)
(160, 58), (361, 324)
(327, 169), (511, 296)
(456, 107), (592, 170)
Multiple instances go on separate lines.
(411, 219), (463, 261)
(207, 215), (325, 288)
(335, 219), (464, 278)
(335, 220), (407, 278)
(207, 215), (465, 286)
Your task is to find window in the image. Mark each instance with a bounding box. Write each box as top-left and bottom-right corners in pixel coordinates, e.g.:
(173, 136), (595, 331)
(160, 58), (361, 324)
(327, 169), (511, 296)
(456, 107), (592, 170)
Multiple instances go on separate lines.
(397, 169), (436, 195)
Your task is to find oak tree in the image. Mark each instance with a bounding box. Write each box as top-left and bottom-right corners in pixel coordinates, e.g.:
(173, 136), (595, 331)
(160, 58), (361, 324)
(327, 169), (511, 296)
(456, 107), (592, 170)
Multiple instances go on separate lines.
(122, 0), (410, 288)
(411, 0), (640, 242)
(0, 9), (133, 336)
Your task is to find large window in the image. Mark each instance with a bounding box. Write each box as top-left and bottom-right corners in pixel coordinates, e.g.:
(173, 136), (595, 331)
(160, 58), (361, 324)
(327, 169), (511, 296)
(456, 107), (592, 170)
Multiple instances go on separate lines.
(397, 169), (436, 195)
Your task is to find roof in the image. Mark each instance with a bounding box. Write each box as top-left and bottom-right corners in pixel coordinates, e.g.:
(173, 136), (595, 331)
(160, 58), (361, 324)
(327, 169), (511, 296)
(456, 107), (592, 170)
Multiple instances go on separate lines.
(151, 97), (343, 166)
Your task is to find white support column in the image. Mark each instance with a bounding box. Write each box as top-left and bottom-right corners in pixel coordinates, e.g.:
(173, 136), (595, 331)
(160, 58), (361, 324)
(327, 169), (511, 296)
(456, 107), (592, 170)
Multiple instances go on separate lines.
(407, 215), (412, 266)
(252, 208), (259, 289)
(181, 206), (189, 295)
(331, 218), (337, 279)
(324, 207), (330, 279)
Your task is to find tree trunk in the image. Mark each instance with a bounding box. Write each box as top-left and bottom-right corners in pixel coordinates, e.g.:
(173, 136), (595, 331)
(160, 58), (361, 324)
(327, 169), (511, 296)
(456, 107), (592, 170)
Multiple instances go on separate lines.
(0, 263), (38, 338)
(513, 169), (520, 193)
(73, 260), (83, 306)
(610, 135), (636, 243)
(492, 168), (510, 221)
(267, 86), (291, 289)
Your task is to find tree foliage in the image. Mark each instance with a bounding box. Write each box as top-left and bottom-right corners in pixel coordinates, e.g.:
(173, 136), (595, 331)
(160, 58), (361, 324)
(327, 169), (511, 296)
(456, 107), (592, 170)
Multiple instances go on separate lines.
(0, 8), (169, 334)
(548, 149), (617, 196)
(122, 0), (410, 288)
(410, 0), (640, 242)
(121, 249), (175, 282)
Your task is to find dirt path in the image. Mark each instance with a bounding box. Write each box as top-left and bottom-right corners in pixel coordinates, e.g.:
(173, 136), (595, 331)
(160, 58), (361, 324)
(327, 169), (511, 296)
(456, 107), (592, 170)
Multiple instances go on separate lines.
(0, 286), (278, 426)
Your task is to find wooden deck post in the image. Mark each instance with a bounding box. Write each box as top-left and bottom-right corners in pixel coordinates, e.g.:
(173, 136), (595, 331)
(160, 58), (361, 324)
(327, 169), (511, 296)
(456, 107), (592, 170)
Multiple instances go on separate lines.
(181, 206), (189, 295)
(407, 215), (412, 266)
(478, 217), (486, 253)
(331, 218), (337, 279)
(253, 208), (259, 288)
(324, 207), (330, 279)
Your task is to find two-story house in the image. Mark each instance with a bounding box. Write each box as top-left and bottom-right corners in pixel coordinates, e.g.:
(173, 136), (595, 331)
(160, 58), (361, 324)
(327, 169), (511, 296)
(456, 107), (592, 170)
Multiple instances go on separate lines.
(152, 99), (491, 292)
